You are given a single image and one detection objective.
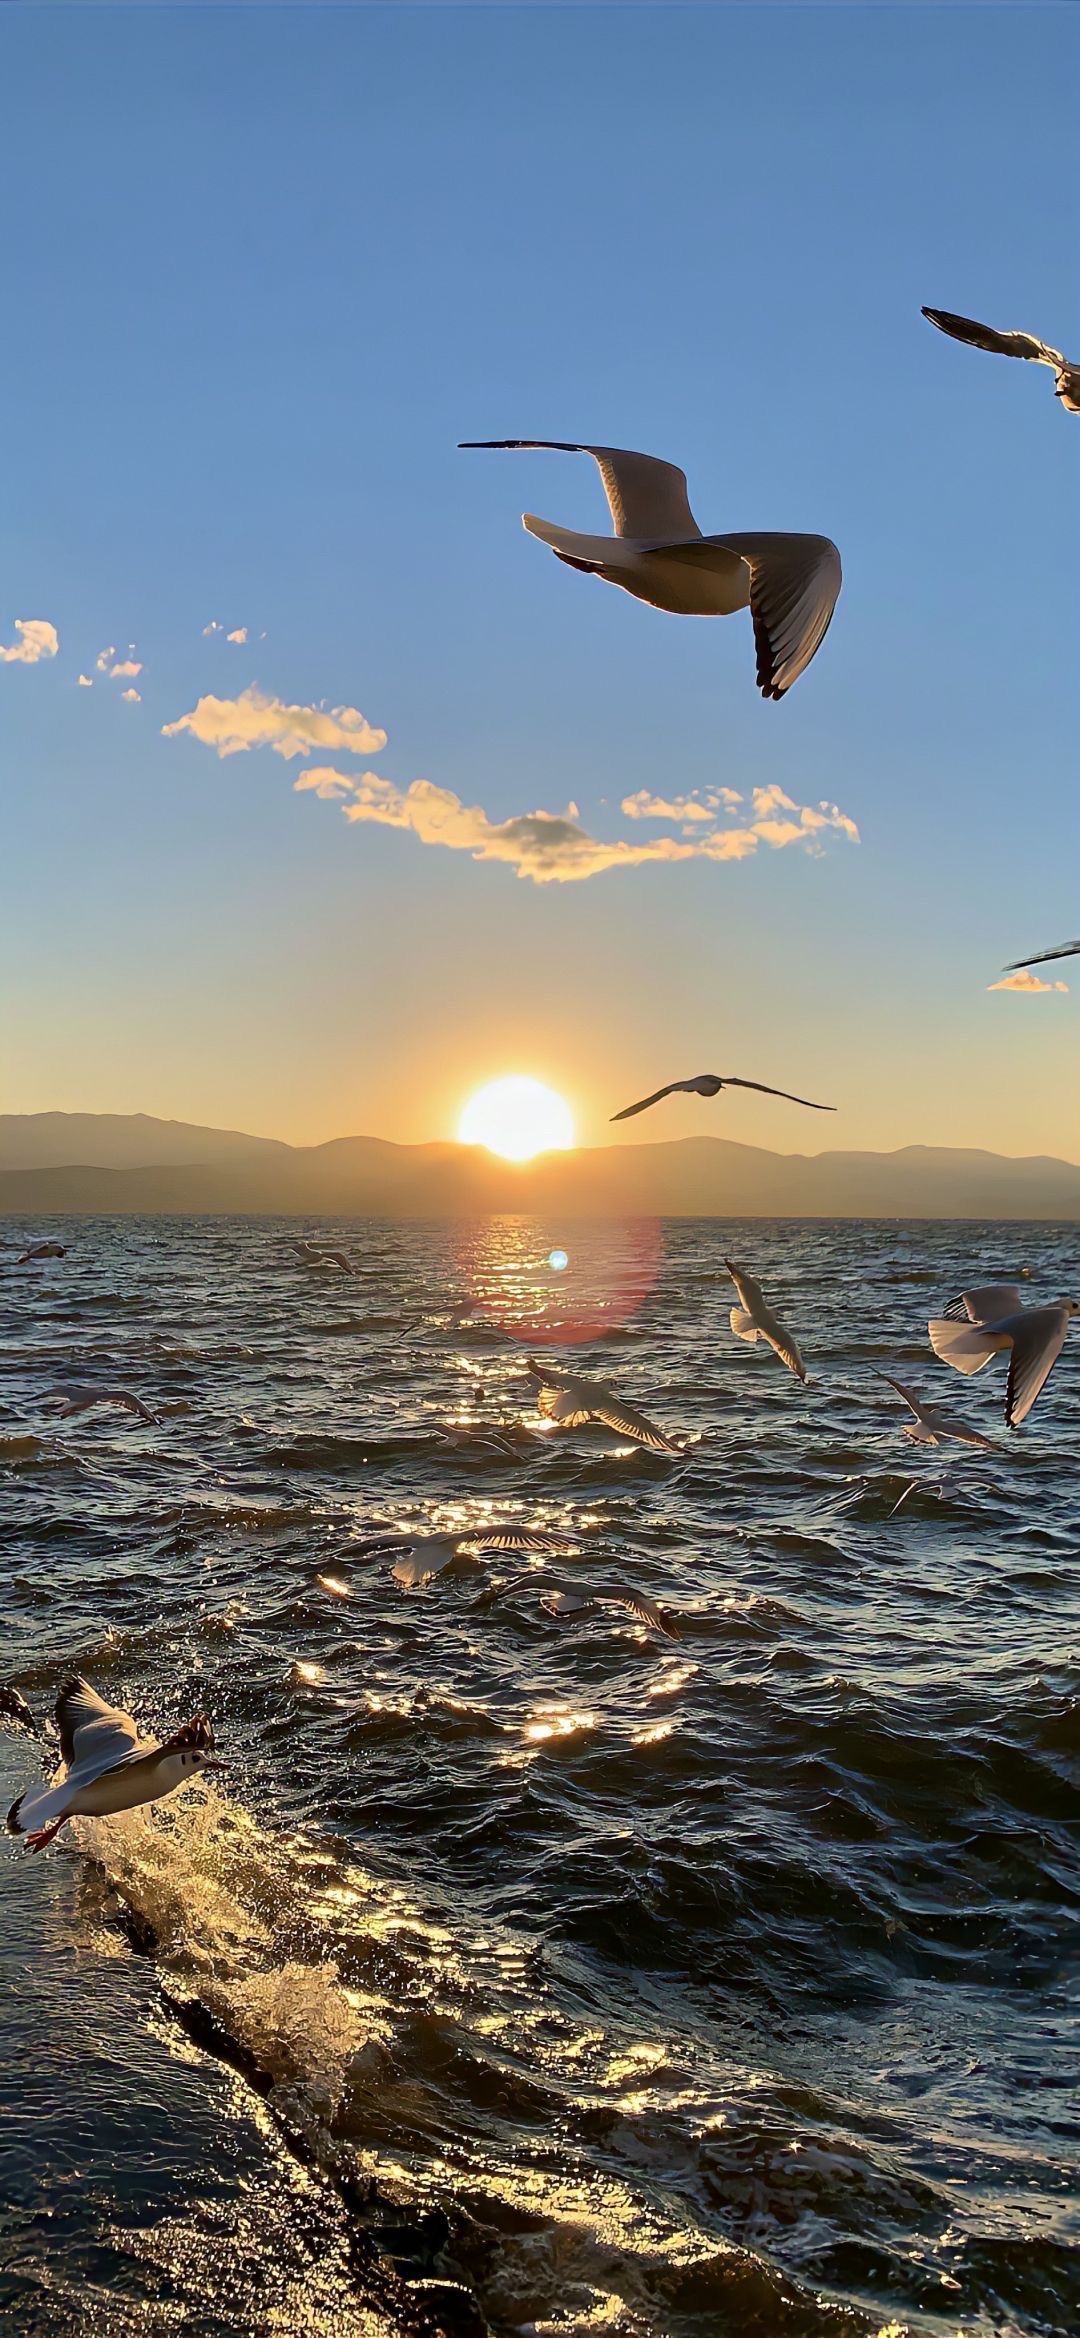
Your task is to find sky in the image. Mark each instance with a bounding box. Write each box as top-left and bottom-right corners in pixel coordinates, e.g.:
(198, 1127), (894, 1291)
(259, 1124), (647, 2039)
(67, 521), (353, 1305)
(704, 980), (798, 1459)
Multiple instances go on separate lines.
(2, 1), (1077, 1159)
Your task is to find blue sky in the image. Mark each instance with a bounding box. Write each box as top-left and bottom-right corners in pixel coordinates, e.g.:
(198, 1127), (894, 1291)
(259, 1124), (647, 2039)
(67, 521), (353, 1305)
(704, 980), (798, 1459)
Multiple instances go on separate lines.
(2, 2), (1077, 1155)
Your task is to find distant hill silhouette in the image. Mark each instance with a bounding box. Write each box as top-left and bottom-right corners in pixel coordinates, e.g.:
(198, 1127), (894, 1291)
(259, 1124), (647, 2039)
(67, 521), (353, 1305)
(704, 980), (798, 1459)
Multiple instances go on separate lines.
(1, 1113), (1078, 1218)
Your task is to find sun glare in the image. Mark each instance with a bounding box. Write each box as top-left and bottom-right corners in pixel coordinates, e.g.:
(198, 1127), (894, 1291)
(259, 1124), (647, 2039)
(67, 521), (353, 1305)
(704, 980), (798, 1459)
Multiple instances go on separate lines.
(459, 1076), (575, 1163)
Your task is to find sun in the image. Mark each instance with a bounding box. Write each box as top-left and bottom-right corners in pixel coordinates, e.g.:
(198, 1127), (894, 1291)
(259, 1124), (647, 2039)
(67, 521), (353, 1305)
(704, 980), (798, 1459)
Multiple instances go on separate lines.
(459, 1076), (575, 1163)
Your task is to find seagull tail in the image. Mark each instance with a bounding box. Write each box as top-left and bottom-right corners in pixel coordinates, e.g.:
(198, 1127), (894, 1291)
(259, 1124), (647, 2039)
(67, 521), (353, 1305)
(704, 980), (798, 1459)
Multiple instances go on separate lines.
(7, 1774), (70, 1836)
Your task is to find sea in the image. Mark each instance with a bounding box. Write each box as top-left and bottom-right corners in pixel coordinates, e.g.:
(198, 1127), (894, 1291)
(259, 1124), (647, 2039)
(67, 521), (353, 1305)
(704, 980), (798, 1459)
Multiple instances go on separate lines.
(1, 1215), (1077, 2338)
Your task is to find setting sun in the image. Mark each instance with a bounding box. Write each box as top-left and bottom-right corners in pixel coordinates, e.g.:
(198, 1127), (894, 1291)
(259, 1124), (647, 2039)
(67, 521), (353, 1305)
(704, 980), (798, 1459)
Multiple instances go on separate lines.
(459, 1076), (575, 1163)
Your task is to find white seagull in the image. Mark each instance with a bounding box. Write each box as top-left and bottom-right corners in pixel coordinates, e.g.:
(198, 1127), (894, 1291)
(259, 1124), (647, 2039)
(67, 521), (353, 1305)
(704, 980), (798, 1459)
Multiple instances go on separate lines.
(1003, 940), (1080, 973)
(378, 1525), (581, 1590)
(17, 1241), (68, 1264)
(7, 1677), (223, 1854)
(928, 1286), (1079, 1428)
(479, 1571), (680, 1640)
(877, 1373), (997, 1451)
(726, 1261), (806, 1383)
(460, 441), (842, 698)
(923, 307), (1080, 413)
(527, 1357), (681, 1454)
(612, 1072), (834, 1123)
(291, 1241), (354, 1274)
(48, 1385), (160, 1425)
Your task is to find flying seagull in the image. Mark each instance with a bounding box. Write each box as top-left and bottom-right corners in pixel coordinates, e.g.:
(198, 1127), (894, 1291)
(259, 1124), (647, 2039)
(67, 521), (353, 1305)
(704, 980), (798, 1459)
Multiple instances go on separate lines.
(725, 1261), (806, 1382)
(612, 1072), (834, 1123)
(1003, 940), (1080, 973)
(16, 1242), (67, 1264)
(291, 1240), (354, 1274)
(527, 1356), (681, 1454)
(48, 1385), (160, 1425)
(877, 1373), (997, 1451)
(928, 1286), (1079, 1429)
(460, 441), (842, 698)
(922, 308), (1080, 413)
(7, 1677), (223, 1854)
(379, 1525), (581, 1589)
(479, 1571), (680, 1640)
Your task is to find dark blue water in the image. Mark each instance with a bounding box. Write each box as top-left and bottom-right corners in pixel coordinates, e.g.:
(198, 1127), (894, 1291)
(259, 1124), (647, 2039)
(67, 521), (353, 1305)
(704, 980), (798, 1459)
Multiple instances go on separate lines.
(2, 1217), (1078, 2337)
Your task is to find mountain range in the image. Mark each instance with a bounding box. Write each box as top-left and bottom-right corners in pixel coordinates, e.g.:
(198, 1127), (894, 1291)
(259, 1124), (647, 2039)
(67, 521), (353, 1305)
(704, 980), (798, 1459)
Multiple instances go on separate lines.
(1, 1112), (1079, 1219)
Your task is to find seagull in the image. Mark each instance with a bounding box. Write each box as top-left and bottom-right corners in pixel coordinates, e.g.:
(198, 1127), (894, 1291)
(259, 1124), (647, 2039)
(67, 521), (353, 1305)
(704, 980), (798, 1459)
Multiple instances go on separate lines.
(611, 1072), (834, 1123)
(928, 1286), (1079, 1428)
(922, 307), (1080, 412)
(479, 1571), (679, 1639)
(1003, 940), (1080, 972)
(378, 1525), (581, 1589)
(877, 1373), (997, 1451)
(0, 1685), (40, 1736)
(460, 441), (842, 698)
(48, 1385), (160, 1425)
(291, 1240), (354, 1274)
(725, 1261), (806, 1382)
(16, 1241), (67, 1264)
(889, 1463), (991, 1519)
(7, 1677), (223, 1854)
(526, 1357), (681, 1454)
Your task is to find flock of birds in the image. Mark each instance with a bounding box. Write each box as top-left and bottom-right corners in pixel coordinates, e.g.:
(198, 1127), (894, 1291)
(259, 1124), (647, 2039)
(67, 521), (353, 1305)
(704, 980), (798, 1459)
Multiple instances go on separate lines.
(462, 301), (1077, 974)
(5, 1220), (1076, 1855)
(4, 294), (1076, 1864)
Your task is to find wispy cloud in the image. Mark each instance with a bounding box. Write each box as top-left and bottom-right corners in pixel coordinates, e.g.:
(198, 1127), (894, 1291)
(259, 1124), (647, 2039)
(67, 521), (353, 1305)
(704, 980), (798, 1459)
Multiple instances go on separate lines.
(622, 786), (744, 825)
(163, 684), (387, 762)
(1, 618), (59, 666)
(121, 687), (141, 703)
(202, 620), (222, 636)
(988, 970), (1069, 995)
(226, 626), (248, 645)
(295, 766), (860, 885)
(95, 645), (117, 671)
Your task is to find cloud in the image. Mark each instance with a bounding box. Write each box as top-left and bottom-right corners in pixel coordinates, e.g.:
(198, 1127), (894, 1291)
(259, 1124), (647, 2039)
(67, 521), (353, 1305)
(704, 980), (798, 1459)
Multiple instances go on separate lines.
(121, 687), (141, 703)
(95, 645), (117, 671)
(226, 627), (248, 645)
(77, 673), (94, 688)
(294, 765), (859, 886)
(203, 620), (222, 636)
(108, 657), (142, 679)
(622, 785), (743, 825)
(163, 684), (388, 761)
(0, 618), (59, 665)
(988, 970), (1069, 994)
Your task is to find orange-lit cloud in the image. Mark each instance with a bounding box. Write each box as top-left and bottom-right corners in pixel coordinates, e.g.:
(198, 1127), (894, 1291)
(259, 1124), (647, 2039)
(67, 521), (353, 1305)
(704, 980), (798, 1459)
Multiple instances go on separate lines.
(295, 765), (859, 885)
(226, 626), (248, 644)
(77, 673), (94, 688)
(121, 687), (141, 703)
(109, 657), (142, 679)
(622, 785), (743, 824)
(988, 970), (1069, 994)
(162, 684), (388, 761)
(1, 618), (59, 665)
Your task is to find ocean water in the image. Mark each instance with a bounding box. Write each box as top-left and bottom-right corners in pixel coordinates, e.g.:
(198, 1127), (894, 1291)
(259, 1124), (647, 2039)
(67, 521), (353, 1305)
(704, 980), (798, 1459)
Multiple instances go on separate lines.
(1, 1214), (1077, 2338)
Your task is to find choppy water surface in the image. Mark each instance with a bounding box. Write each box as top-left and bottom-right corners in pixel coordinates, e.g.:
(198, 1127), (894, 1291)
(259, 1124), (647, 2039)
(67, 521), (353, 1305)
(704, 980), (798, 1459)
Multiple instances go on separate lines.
(1, 1215), (1078, 2338)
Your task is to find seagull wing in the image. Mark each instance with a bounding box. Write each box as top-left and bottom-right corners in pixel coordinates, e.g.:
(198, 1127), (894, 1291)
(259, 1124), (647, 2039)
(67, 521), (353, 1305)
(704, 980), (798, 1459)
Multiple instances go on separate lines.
(610, 1081), (691, 1122)
(720, 1077), (836, 1111)
(459, 441), (699, 539)
(589, 1390), (680, 1454)
(1004, 940), (1080, 971)
(880, 1375), (926, 1422)
(598, 1586), (681, 1638)
(760, 1310), (807, 1382)
(927, 1317), (1007, 1375)
(946, 1286), (1027, 1325)
(724, 1259), (765, 1315)
(465, 1528), (579, 1555)
(1004, 1307), (1070, 1428)
(55, 1677), (152, 1785)
(645, 532), (841, 696)
(922, 308), (1066, 369)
